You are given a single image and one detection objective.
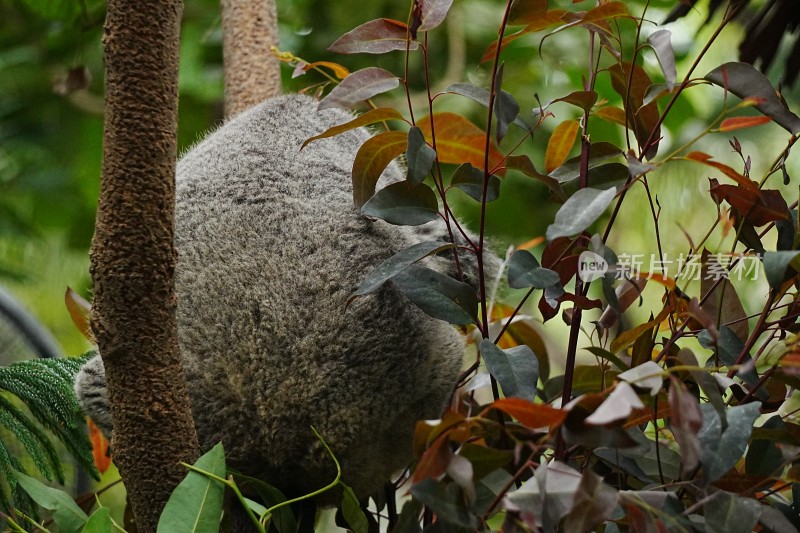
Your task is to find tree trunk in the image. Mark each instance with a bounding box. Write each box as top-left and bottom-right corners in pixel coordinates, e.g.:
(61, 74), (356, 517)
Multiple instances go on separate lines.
(90, 0), (200, 530)
(221, 0), (282, 117)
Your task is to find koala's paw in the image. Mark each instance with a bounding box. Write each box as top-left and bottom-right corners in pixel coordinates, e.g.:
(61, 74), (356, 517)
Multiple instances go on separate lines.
(74, 354), (113, 440)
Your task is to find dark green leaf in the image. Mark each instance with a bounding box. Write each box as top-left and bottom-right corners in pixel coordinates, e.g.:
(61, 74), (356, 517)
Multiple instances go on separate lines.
(584, 346), (629, 371)
(549, 142), (622, 183)
(444, 83), (530, 131)
(232, 473), (296, 533)
(704, 491), (762, 533)
(546, 187), (616, 241)
(668, 377), (703, 471)
(393, 265), (478, 325)
(319, 67), (399, 110)
(746, 415), (785, 477)
(493, 64), (519, 143)
(706, 62), (800, 134)
(351, 241), (456, 299)
(458, 443), (513, 481)
(13, 469), (88, 532)
(393, 499), (423, 533)
(450, 163), (500, 202)
(553, 90), (598, 112)
(341, 483), (369, 533)
(698, 403), (761, 484)
(480, 340), (539, 400)
(507, 250), (560, 289)
(406, 127), (437, 184)
(504, 155), (566, 201)
(157, 443), (226, 533)
(410, 479), (479, 529)
(762, 251), (800, 290)
(361, 181), (439, 225)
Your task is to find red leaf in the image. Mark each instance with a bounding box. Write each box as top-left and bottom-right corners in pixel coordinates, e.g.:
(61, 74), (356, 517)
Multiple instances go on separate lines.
(412, 433), (453, 483)
(318, 67), (399, 110)
(718, 115), (773, 132)
(482, 397), (566, 429)
(686, 151), (755, 188)
(328, 19), (419, 54)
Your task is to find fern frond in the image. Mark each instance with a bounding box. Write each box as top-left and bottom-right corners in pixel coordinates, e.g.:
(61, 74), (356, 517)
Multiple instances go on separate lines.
(0, 351), (98, 499)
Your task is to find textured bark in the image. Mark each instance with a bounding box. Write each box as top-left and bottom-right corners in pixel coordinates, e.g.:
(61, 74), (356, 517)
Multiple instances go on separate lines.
(91, 0), (200, 531)
(221, 0), (282, 117)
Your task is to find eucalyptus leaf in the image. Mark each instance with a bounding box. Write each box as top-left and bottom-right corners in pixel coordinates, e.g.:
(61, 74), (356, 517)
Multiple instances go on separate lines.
(350, 241), (456, 300)
(393, 265), (478, 325)
(450, 163), (500, 202)
(410, 478), (479, 529)
(698, 402), (761, 484)
(157, 443), (226, 533)
(704, 491), (762, 533)
(762, 251), (800, 290)
(82, 507), (113, 533)
(507, 249), (560, 289)
(445, 83), (530, 131)
(480, 339), (539, 400)
(361, 181), (439, 225)
(341, 483), (369, 533)
(493, 64), (519, 143)
(546, 187), (616, 241)
(406, 127), (436, 184)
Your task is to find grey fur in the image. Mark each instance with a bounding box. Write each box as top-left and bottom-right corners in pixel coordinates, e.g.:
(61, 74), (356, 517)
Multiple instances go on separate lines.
(74, 95), (476, 501)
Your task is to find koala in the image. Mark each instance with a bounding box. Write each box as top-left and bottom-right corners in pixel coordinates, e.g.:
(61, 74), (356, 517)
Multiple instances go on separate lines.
(75, 94), (484, 504)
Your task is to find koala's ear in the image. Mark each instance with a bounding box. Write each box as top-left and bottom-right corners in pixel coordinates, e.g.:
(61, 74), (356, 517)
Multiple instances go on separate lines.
(74, 354), (114, 440)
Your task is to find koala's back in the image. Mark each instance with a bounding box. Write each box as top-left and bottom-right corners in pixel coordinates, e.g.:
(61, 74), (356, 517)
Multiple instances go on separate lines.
(173, 95), (462, 499)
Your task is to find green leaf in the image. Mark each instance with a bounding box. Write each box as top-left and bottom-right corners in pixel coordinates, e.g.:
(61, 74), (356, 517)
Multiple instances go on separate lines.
(584, 346), (629, 372)
(746, 415), (785, 477)
(13, 469), (89, 532)
(706, 62), (800, 134)
(340, 483), (369, 533)
(406, 127), (437, 184)
(507, 250), (560, 289)
(82, 507), (113, 533)
(762, 251), (800, 290)
(351, 130), (409, 208)
(450, 163), (500, 202)
(157, 443), (226, 533)
(233, 473), (297, 533)
(18, 0), (80, 21)
(410, 479), (479, 529)
(703, 491), (762, 533)
(492, 64), (519, 143)
(350, 241), (456, 300)
(393, 265), (478, 325)
(698, 402), (761, 484)
(546, 187), (616, 241)
(393, 499), (423, 533)
(361, 181), (439, 225)
(444, 83), (530, 131)
(480, 340), (539, 400)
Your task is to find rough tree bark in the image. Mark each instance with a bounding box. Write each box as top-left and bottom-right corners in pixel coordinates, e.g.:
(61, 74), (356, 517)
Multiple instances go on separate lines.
(221, 0), (282, 117)
(90, 0), (200, 530)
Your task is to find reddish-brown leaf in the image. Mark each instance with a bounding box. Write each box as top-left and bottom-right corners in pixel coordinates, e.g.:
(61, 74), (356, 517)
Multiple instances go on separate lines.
(482, 397), (566, 429)
(545, 119), (580, 173)
(685, 151), (755, 188)
(412, 432), (453, 483)
(668, 376), (702, 470)
(609, 62), (660, 158)
(611, 302), (673, 353)
(302, 107), (406, 149)
(65, 287), (93, 341)
(328, 19), (419, 54)
(351, 130), (408, 208)
(709, 183), (790, 226)
(718, 115), (772, 132)
(480, 10), (566, 63)
(417, 113), (504, 173)
(318, 67), (399, 110)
